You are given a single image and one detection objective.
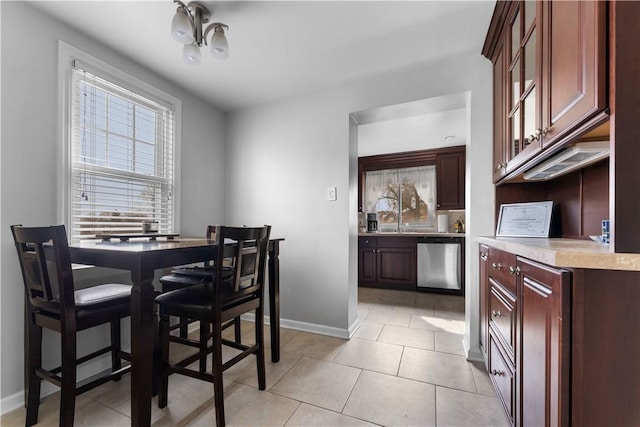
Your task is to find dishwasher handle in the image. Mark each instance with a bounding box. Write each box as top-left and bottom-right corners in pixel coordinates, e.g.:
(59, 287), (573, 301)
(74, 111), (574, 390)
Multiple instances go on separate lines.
(417, 237), (463, 245)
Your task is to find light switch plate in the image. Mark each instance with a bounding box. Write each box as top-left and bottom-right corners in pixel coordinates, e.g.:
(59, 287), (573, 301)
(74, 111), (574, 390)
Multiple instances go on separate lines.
(327, 186), (337, 201)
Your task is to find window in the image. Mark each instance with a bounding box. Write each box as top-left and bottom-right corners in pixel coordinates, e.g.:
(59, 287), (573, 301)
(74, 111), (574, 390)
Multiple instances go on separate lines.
(68, 59), (176, 241)
(364, 165), (436, 230)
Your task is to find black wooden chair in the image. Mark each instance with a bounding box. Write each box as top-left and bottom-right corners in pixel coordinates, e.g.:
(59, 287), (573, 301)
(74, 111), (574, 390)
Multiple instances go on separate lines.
(10, 225), (132, 427)
(158, 225), (240, 372)
(155, 225), (271, 427)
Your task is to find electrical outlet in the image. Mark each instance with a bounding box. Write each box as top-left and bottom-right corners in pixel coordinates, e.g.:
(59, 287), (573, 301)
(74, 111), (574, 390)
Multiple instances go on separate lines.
(327, 186), (337, 201)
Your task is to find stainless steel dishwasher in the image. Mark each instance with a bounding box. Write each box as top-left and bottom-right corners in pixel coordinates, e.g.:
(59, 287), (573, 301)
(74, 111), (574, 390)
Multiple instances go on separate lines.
(416, 236), (463, 294)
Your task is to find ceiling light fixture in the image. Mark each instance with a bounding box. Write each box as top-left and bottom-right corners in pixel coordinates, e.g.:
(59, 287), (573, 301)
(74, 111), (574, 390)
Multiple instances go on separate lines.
(170, 1), (229, 65)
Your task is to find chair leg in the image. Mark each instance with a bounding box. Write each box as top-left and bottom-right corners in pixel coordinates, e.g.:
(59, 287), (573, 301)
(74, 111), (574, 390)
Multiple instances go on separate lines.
(25, 321), (42, 427)
(59, 331), (77, 427)
(110, 319), (122, 381)
(199, 321), (209, 373)
(255, 308), (266, 390)
(158, 315), (170, 408)
(234, 316), (241, 343)
(212, 324), (225, 427)
(179, 316), (189, 338)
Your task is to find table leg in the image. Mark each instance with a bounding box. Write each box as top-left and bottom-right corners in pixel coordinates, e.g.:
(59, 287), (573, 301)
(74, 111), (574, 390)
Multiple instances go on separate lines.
(130, 264), (155, 426)
(268, 241), (280, 363)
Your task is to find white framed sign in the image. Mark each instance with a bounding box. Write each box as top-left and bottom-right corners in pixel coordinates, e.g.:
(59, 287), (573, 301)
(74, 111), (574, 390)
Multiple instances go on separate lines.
(496, 201), (554, 237)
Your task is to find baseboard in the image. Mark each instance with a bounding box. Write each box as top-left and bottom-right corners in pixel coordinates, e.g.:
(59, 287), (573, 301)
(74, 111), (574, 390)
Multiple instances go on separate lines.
(241, 313), (352, 339)
(463, 337), (484, 363)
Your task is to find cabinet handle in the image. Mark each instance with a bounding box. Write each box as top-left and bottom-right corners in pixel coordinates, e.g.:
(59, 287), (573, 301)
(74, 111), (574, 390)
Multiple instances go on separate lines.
(491, 369), (505, 377)
(492, 262), (502, 270)
(509, 266), (516, 274)
(481, 253), (488, 261)
(491, 310), (502, 318)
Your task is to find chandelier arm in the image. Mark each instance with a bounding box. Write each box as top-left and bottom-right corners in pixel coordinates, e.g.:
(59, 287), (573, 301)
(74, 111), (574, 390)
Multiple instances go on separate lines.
(174, 0), (192, 19)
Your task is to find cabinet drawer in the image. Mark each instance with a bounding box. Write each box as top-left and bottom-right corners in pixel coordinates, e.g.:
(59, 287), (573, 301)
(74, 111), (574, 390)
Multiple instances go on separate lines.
(359, 236), (377, 247)
(489, 282), (516, 358)
(488, 247), (517, 296)
(377, 236), (416, 248)
(489, 333), (515, 425)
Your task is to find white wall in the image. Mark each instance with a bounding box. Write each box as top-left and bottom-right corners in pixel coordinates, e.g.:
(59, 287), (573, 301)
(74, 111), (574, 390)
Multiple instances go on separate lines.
(225, 54), (495, 354)
(357, 108), (467, 157)
(0, 1), (226, 410)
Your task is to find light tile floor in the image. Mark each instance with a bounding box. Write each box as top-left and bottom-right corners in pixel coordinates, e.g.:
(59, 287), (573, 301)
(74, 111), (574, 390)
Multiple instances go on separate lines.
(1, 288), (509, 426)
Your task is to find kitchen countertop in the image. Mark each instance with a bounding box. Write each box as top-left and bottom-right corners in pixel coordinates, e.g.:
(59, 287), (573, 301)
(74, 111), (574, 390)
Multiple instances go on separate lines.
(477, 236), (640, 272)
(359, 231), (464, 238)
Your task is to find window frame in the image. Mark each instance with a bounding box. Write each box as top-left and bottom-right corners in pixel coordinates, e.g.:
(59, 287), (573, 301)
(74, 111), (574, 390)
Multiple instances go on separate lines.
(58, 42), (181, 241)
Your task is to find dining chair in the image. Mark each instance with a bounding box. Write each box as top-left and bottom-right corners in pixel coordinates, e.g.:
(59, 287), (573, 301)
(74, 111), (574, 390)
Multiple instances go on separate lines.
(158, 225), (240, 372)
(10, 224), (132, 427)
(155, 225), (271, 427)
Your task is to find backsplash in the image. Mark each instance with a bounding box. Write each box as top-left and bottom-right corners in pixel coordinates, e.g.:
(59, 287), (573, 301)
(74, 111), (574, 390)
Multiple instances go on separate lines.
(437, 210), (466, 233)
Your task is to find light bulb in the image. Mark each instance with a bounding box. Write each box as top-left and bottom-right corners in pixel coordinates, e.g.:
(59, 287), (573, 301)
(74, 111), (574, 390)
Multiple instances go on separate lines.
(210, 27), (229, 59)
(182, 43), (201, 65)
(171, 9), (193, 44)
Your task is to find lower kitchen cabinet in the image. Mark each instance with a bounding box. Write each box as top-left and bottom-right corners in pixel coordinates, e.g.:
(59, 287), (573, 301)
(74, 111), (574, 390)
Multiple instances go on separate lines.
(479, 245), (489, 360)
(517, 257), (570, 427)
(480, 245), (640, 426)
(481, 246), (569, 426)
(358, 236), (416, 291)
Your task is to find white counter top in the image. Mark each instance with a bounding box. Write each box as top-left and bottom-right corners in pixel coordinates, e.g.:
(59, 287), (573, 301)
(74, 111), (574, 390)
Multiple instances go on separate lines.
(477, 236), (640, 271)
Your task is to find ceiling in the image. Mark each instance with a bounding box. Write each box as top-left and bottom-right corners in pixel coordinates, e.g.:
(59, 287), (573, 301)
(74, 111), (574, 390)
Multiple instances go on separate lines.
(29, 0), (495, 113)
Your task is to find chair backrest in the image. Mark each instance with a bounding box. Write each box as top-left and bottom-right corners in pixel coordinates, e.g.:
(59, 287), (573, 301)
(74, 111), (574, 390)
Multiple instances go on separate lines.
(212, 225), (271, 305)
(11, 225), (76, 313)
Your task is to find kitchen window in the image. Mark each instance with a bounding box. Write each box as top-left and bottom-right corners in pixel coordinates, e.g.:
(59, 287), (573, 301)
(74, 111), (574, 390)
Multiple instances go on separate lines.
(63, 49), (178, 242)
(364, 165), (436, 231)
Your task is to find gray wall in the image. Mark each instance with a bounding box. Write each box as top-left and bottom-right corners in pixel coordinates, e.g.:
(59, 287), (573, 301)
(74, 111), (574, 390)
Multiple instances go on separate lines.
(224, 54), (495, 356)
(0, 1), (226, 409)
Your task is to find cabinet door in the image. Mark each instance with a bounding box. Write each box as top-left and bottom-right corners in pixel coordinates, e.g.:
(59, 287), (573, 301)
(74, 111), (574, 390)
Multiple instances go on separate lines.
(517, 257), (570, 427)
(377, 247), (416, 288)
(506, 0), (542, 173)
(358, 247), (377, 284)
(479, 246), (489, 360)
(540, 0), (606, 148)
(493, 40), (508, 182)
(436, 151), (465, 209)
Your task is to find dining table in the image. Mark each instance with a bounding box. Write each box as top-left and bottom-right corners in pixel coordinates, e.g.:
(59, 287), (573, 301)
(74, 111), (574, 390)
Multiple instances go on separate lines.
(68, 236), (283, 427)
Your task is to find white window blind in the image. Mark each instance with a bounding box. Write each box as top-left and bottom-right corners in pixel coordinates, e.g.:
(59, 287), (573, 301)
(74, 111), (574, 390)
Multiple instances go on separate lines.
(70, 61), (175, 241)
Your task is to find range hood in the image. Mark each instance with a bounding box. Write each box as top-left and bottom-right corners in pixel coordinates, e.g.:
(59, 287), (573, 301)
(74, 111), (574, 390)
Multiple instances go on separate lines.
(523, 140), (610, 181)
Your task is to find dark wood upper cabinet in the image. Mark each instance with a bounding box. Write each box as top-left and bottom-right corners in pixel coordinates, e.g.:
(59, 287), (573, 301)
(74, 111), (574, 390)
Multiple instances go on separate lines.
(436, 150), (465, 210)
(540, 0), (607, 149)
(483, 0), (608, 183)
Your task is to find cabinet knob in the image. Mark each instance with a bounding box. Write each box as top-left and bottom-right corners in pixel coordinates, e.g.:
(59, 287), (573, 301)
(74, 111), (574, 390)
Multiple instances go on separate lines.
(481, 252), (488, 261)
(491, 310), (503, 318)
(492, 262), (502, 270)
(491, 369), (505, 377)
(509, 266), (516, 274)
